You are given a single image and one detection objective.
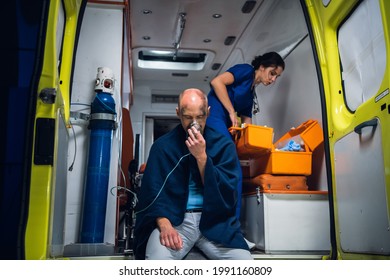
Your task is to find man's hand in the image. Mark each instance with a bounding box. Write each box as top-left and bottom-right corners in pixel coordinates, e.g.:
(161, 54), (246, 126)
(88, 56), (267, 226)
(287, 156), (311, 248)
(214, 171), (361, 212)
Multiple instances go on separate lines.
(156, 217), (183, 250)
(186, 126), (207, 184)
(185, 126), (206, 161)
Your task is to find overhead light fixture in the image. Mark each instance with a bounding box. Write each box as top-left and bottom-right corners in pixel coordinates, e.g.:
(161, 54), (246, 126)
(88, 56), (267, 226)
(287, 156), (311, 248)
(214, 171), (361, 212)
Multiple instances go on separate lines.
(173, 13), (186, 60)
(149, 50), (172, 55)
(212, 13), (222, 18)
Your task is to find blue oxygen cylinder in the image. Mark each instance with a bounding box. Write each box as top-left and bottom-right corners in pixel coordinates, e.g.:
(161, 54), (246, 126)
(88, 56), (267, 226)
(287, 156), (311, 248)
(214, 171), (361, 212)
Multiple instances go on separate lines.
(80, 67), (116, 243)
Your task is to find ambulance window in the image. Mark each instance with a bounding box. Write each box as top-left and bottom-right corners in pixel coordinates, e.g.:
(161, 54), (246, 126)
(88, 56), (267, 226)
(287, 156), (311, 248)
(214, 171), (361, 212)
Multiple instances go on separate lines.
(322, 0), (331, 7)
(337, 0), (386, 112)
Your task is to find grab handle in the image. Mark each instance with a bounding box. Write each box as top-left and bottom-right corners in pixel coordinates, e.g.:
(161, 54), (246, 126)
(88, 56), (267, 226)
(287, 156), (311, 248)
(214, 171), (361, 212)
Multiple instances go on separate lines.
(354, 119), (378, 134)
(228, 126), (243, 142)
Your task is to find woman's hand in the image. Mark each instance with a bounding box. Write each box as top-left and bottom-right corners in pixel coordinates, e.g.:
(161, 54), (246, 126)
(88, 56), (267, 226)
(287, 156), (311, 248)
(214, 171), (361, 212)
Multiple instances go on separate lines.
(229, 112), (238, 128)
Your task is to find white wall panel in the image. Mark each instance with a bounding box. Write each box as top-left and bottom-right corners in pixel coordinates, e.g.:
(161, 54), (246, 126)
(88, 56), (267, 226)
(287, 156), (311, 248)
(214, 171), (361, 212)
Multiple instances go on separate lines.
(66, 4), (123, 246)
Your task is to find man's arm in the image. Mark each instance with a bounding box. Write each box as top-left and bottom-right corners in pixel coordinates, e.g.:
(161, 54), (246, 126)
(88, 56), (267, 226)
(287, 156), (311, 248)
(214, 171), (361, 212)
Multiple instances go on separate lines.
(186, 126), (207, 184)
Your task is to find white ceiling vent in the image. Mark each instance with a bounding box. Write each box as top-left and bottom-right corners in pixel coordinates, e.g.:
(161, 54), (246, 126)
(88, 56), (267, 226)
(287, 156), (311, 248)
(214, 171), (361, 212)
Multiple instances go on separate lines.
(151, 90), (180, 103)
(133, 48), (216, 74)
(151, 94), (179, 104)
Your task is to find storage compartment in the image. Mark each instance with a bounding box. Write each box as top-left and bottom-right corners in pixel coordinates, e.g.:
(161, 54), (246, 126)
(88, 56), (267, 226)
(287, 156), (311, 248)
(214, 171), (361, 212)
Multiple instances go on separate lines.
(240, 159), (259, 178)
(253, 120), (323, 175)
(231, 124), (274, 159)
(242, 174), (308, 193)
(240, 188), (330, 253)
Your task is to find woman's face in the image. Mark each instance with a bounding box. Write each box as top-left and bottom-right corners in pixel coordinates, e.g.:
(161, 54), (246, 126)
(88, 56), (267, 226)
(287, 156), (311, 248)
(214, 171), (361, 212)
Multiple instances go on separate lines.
(255, 65), (284, 86)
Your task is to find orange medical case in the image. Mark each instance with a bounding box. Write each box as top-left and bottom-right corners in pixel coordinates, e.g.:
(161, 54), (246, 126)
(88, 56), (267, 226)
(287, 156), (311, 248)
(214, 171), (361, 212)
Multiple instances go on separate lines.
(275, 119), (323, 152)
(230, 124), (273, 159)
(241, 120), (323, 176)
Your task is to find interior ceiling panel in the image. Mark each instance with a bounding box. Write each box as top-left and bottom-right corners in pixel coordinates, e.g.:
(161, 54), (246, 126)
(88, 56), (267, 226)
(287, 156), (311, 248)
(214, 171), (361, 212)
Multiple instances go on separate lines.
(129, 0), (262, 85)
(130, 0), (258, 50)
(128, 0), (307, 96)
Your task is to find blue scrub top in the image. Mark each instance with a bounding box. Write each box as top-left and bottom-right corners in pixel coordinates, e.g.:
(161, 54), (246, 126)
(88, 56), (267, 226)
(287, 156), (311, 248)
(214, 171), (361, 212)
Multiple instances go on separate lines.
(207, 64), (254, 136)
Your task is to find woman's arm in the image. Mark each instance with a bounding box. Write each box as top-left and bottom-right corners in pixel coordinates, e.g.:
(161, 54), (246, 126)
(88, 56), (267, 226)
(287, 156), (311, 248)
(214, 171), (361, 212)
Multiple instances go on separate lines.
(210, 72), (238, 127)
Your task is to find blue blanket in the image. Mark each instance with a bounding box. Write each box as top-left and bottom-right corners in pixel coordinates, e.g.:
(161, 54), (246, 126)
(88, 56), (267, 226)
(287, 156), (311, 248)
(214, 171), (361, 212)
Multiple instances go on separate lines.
(133, 125), (248, 259)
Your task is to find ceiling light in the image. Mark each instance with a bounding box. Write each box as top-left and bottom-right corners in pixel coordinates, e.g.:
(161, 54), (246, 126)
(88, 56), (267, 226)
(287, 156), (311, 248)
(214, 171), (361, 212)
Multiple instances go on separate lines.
(149, 50), (173, 55)
(212, 13), (222, 18)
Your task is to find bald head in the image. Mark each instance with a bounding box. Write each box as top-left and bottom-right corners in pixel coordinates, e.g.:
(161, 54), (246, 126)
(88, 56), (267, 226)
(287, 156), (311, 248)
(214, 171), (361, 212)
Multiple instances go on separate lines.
(176, 88), (209, 134)
(178, 88), (208, 110)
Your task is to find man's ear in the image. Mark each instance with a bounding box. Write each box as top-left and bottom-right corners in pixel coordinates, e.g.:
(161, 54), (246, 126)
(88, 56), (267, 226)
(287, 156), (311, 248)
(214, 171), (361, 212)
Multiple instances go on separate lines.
(176, 107), (180, 117)
(207, 106), (210, 116)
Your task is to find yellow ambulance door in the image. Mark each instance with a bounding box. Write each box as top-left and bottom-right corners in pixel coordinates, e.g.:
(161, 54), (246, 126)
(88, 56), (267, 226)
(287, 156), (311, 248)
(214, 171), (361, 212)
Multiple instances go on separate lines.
(333, 0), (390, 258)
(307, 0), (390, 259)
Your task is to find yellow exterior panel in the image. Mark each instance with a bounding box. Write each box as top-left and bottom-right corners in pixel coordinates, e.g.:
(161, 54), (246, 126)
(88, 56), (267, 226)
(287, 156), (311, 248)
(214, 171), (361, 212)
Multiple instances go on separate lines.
(25, 0), (84, 260)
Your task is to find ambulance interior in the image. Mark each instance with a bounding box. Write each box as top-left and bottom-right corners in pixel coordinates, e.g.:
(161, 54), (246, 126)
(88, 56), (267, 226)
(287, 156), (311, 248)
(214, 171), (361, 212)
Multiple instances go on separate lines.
(64, 0), (332, 259)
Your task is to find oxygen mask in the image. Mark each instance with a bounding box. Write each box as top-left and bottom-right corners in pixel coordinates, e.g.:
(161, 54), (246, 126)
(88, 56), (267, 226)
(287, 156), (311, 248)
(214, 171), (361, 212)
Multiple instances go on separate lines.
(186, 121), (201, 138)
(189, 121), (201, 132)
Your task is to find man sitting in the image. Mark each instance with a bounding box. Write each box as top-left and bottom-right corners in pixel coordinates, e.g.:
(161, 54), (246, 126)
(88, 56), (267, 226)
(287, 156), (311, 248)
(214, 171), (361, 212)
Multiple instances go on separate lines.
(133, 88), (252, 260)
